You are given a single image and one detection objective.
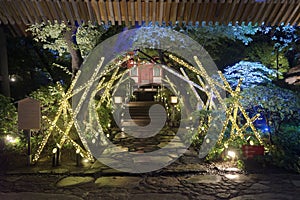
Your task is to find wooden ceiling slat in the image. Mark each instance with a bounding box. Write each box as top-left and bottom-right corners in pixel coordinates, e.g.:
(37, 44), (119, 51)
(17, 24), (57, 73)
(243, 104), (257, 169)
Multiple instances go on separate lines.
(0, 7), (8, 25)
(11, 0), (28, 25)
(219, 0), (232, 24)
(145, 0), (149, 25)
(253, 1), (267, 25)
(35, 0), (48, 23)
(205, 0), (216, 23)
(91, 0), (102, 24)
(8, 0), (25, 24)
(191, 0), (201, 24)
(178, 0), (186, 25)
(107, 0), (115, 25)
(98, 0), (108, 24)
(77, 0), (89, 23)
(214, 0), (225, 23)
(290, 2), (300, 26)
(46, 0), (60, 23)
(29, 0), (42, 23)
(1, 0), (15, 24)
(272, 0), (290, 26)
(245, 0), (260, 24)
(42, 0), (56, 23)
(55, 0), (68, 23)
(6, 0), (22, 24)
(232, 0), (247, 24)
(19, 0), (34, 24)
(239, 0), (254, 24)
(227, 0), (239, 24)
(152, 0), (157, 23)
(158, 0), (164, 25)
(137, 0), (142, 25)
(121, 0), (129, 26)
(280, 0), (296, 25)
(71, 0), (82, 25)
(114, 0), (122, 25)
(164, 0), (172, 25)
(62, 0), (76, 24)
(1, 0), (300, 36)
(130, 0), (135, 25)
(185, 0), (194, 23)
(170, 0), (179, 25)
(197, 0), (208, 24)
(86, 0), (96, 23)
(259, 0), (275, 25)
(265, 0), (283, 26)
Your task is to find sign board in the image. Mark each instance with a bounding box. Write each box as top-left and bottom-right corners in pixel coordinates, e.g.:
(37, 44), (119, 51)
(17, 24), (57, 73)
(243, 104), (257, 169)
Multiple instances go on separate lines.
(18, 97), (41, 130)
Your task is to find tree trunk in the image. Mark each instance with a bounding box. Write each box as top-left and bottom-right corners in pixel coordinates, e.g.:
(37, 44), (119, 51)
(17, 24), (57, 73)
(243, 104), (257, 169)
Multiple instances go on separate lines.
(64, 25), (83, 78)
(0, 27), (10, 97)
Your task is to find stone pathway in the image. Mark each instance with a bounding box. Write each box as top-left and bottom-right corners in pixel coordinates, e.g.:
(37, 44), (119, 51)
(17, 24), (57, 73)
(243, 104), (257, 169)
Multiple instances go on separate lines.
(1, 150), (300, 200)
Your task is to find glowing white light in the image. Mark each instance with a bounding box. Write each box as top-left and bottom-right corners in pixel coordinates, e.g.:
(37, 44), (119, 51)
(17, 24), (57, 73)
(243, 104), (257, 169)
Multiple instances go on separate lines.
(249, 140), (254, 146)
(106, 134), (110, 138)
(170, 96), (178, 104)
(227, 150), (236, 159)
(6, 135), (18, 144)
(52, 148), (57, 154)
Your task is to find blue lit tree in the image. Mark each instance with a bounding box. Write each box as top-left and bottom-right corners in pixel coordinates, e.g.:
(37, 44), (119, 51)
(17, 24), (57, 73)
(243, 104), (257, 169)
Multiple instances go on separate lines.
(221, 61), (277, 89)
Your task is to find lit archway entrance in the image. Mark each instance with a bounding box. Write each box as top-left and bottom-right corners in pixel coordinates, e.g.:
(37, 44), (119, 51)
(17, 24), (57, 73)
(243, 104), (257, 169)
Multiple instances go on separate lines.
(72, 27), (226, 173)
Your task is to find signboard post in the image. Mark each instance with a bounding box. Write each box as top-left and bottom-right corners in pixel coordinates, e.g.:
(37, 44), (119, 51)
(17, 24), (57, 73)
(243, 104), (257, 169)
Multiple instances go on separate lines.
(18, 97), (41, 166)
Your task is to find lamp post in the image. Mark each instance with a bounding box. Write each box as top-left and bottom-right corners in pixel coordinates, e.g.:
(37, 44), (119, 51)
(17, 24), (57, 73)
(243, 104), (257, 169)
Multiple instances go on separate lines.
(114, 96), (123, 128)
(170, 96), (178, 127)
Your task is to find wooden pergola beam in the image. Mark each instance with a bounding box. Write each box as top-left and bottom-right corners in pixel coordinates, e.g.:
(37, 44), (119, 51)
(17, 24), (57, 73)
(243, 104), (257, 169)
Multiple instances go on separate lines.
(0, 0), (299, 36)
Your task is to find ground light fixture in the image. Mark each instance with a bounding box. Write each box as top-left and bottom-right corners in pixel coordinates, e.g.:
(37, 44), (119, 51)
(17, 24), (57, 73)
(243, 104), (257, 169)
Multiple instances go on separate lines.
(227, 150), (236, 160)
(170, 96), (178, 104)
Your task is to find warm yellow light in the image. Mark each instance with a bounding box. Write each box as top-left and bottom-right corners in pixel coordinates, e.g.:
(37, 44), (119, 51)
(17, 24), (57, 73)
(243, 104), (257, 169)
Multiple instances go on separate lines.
(170, 96), (178, 104)
(52, 148), (57, 154)
(227, 150), (236, 159)
(114, 96), (123, 104)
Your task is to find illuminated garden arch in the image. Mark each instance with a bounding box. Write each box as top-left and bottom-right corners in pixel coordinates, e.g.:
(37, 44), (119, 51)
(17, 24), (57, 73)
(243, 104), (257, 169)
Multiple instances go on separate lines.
(32, 27), (263, 173)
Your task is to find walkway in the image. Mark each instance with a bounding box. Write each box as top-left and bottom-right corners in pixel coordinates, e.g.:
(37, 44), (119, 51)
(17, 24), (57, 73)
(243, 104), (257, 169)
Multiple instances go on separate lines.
(1, 149), (300, 200)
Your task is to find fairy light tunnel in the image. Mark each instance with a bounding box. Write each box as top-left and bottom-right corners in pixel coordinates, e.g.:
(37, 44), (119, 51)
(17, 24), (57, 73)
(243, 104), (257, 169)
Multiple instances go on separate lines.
(31, 27), (264, 164)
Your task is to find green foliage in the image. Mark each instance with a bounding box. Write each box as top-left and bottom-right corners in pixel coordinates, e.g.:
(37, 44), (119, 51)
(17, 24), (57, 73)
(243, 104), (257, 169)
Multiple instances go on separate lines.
(30, 84), (63, 117)
(0, 95), (17, 135)
(266, 123), (300, 173)
(0, 95), (26, 152)
(245, 42), (289, 77)
(186, 22), (260, 46)
(96, 102), (112, 133)
(27, 21), (108, 58)
(241, 84), (300, 133)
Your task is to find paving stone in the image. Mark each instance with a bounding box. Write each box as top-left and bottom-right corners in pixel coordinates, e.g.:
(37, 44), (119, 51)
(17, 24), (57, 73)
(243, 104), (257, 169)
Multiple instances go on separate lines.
(146, 176), (180, 187)
(95, 176), (141, 188)
(129, 193), (189, 200)
(249, 183), (270, 190)
(52, 168), (69, 174)
(230, 193), (295, 200)
(186, 175), (222, 184)
(216, 192), (231, 199)
(56, 176), (94, 187)
(165, 163), (207, 173)
(132, 155), (173, 164)
(0, 192), (83, 200)
(224, 174), (250, 183)
(291, 180), (300, 187)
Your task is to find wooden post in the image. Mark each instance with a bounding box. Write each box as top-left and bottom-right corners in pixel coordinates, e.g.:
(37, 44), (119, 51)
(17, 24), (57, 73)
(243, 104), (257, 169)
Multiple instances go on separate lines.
(24, 130), (31, 166)
(0, 27), (10, 97)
